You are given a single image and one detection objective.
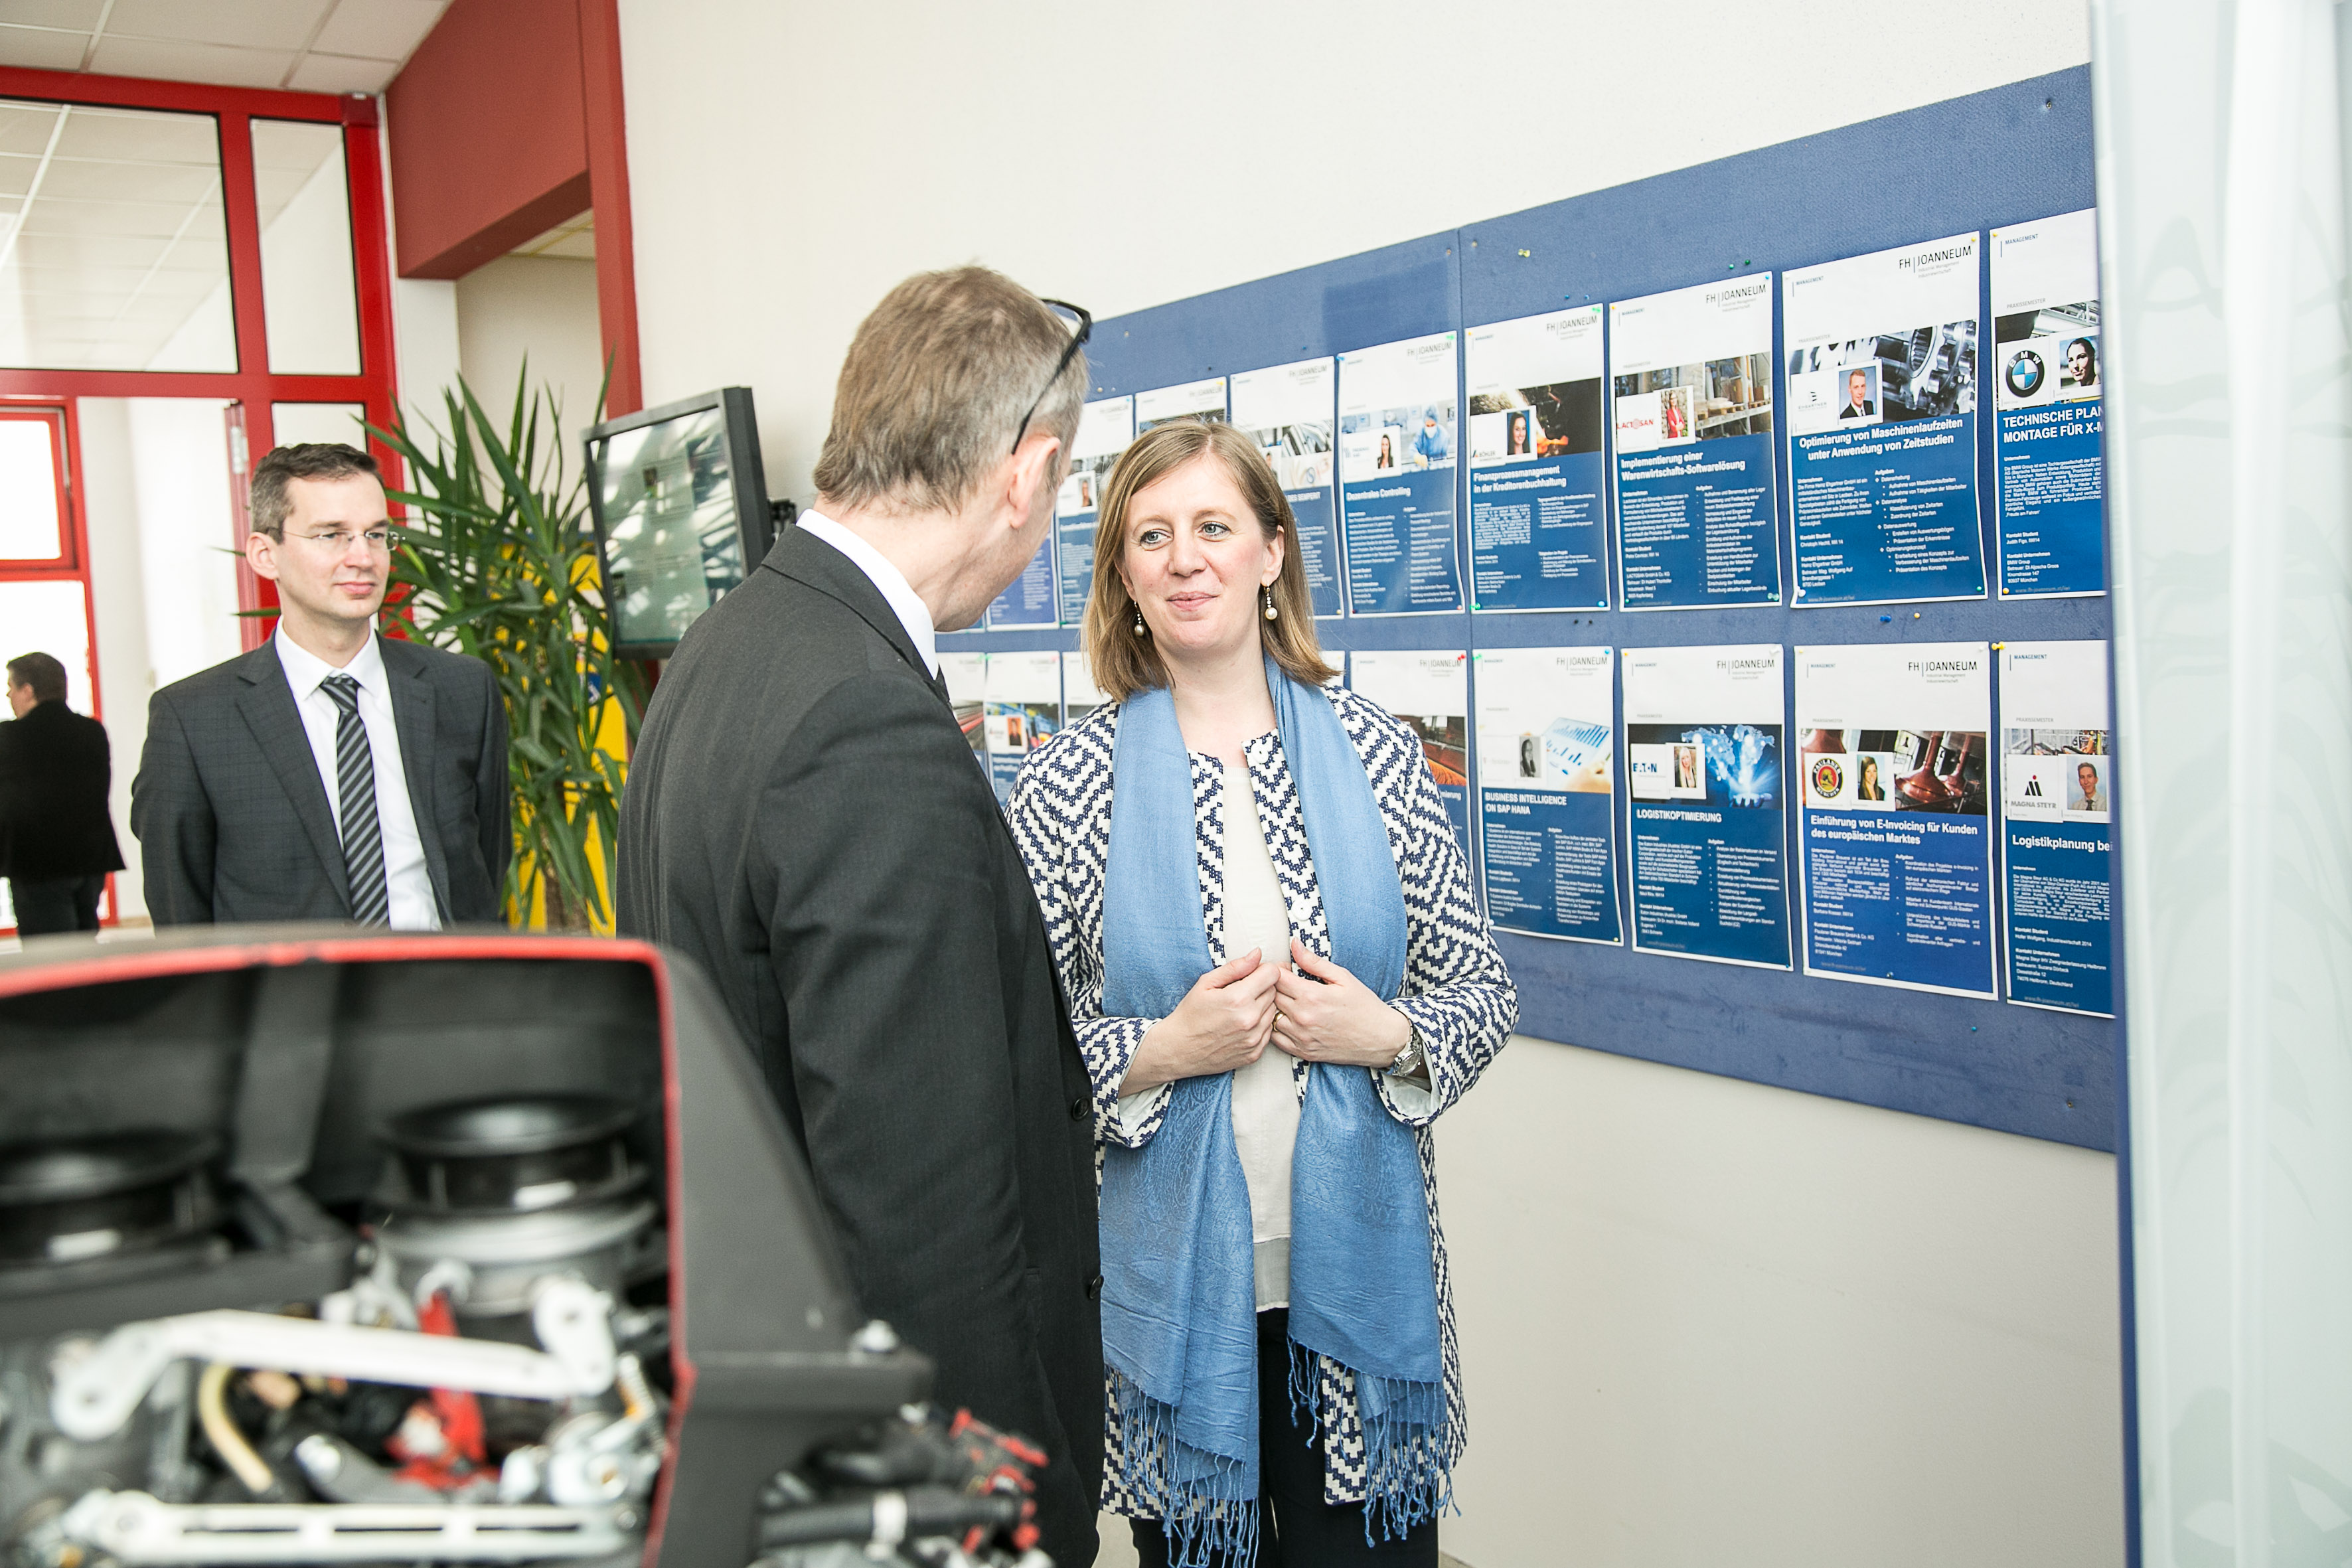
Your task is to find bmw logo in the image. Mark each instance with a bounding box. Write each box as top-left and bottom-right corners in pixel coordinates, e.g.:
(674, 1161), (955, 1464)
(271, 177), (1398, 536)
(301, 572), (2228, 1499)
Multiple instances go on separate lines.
(2005, 349), (2046, 398)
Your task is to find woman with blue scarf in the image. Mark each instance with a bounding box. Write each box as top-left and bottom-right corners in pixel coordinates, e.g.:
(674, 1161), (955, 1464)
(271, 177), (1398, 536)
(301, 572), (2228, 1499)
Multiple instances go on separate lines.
(1009, 422), (1516, 1567)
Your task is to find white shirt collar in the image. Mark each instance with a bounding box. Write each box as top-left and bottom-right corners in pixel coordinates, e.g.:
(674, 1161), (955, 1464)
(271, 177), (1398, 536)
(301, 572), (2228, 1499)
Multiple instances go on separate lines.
(794, 510), (939, 678)
(274, 624), (386, 696)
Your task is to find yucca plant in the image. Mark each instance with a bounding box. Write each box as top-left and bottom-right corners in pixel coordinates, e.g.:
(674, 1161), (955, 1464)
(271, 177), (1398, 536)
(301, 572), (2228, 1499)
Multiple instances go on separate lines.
(368, 370), (648, 931)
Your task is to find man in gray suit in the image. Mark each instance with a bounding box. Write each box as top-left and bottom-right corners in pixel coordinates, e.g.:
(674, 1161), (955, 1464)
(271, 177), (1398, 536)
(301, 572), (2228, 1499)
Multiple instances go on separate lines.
(133, 443), (509, 927)
(617, 269), (1103, 1565)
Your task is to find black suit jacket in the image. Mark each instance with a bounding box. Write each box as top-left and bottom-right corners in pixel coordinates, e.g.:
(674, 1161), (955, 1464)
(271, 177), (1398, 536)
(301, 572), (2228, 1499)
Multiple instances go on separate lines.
(131, 636), (509, 926)
(616, 529), (1103, 1566)
(0, 700), (125, 881)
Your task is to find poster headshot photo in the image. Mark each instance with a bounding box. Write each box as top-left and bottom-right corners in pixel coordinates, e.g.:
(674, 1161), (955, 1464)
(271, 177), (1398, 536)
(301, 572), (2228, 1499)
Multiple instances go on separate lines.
(2062, 336), (2100, 396)
(2067, 755), (2108, 812)
(1786, 322), (1977, 436)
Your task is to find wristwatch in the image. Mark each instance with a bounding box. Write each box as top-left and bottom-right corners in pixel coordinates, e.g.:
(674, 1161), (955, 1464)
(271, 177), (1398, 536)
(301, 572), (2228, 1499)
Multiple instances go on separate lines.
(1387, 1024), (1426, 1080)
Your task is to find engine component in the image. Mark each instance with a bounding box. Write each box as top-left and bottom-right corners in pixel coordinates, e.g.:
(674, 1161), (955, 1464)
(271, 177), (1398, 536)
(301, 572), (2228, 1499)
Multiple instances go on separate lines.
(0, 1133), (221, 1273)
(382, 1097), (641, 1217)
(46, 1489), (633, 1564)
(374, 1201), (657, 1320)
(0, 931), (937, 1568)
(370, 1094), (659, 1321)
(48, 1278), (619, 1442)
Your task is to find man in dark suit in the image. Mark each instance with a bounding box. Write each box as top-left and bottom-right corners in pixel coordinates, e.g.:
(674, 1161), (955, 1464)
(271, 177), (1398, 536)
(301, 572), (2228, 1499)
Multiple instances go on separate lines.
(133, 443), (508, 928)
(1840, 366), (1877, 419)
(617, 268), (1102, 1565)
(0, 651), (124, 935)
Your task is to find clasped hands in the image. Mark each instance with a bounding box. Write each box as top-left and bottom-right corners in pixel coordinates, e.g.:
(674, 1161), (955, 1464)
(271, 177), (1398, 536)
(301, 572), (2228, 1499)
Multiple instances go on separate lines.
(1118, 937), (1412, 1095)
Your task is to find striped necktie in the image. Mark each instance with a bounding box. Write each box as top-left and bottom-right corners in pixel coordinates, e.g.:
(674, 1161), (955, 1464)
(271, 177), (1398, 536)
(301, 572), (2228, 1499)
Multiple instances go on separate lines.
(320, 673), (391, 926)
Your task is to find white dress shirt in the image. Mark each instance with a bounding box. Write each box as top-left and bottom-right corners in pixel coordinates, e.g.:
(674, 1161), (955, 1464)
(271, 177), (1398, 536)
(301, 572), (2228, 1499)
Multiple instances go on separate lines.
(274, 627), (441, 930)
(1219, 759), (1301, 1310)
(795, 511), (939, 678)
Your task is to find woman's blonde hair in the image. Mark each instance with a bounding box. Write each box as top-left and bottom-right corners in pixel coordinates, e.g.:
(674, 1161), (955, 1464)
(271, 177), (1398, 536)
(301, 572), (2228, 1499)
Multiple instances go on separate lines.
(1081, 420), (1337, 702)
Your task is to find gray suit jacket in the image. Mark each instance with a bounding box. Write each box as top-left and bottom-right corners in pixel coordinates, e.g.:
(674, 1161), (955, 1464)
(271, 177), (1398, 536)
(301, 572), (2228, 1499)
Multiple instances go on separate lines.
(616, 528), (1103, 1567)
(131, 636), (510, 926)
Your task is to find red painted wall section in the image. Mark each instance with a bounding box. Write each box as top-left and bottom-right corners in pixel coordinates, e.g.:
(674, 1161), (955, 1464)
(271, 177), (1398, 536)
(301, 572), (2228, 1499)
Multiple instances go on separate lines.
(387, 0), (589, 280)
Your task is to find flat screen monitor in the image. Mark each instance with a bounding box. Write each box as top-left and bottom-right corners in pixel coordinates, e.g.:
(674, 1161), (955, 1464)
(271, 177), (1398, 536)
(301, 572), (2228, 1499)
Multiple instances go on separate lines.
(584, 387), (776, 659)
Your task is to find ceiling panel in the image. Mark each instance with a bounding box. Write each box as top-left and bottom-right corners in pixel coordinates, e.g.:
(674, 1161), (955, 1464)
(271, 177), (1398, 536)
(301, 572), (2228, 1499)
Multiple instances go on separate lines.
(284, 51), (396, 93)
(104, 0), (335, 52)
(0, 26), (89, 71)
(312, 0), (441, 61)
(5, 1), (108, 28)
(0, 1), (454, 97)
(87, 35), (297, 90)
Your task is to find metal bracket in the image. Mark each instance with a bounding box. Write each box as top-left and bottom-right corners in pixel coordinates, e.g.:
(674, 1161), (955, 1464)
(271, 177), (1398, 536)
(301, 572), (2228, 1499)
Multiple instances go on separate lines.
(54, 1490), (631, 1564)
(50, 1279), (616, 1441)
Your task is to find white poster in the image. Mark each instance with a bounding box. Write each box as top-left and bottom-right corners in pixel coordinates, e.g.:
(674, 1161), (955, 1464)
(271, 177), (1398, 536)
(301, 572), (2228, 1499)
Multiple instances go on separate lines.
(1474, 645), (1620, 943)
(1783, 232), (1987, 605)
(1134, 376), (1227, 435)
(1349, 649), (1471, 861)
(1620, 643), (1790, 967)
(1608, 277), (1780, 609)
(1793, 642), (1996, 997)
(1998, 639), (2114, 1015)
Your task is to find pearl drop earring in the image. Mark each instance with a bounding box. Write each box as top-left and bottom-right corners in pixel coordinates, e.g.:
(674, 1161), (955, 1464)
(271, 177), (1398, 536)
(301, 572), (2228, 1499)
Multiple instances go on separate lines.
(1263, 587), (1279, 621)
(1133, 608), (1146, 636)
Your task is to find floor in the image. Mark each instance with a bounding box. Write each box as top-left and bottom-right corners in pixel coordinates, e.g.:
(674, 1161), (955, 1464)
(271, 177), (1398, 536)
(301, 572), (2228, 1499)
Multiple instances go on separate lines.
(1097, 1514), (1474, 1567)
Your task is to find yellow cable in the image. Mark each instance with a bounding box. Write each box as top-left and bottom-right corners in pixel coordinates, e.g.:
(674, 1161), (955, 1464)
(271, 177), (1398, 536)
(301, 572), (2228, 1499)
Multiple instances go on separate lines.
(195, 1363), (275, 1496)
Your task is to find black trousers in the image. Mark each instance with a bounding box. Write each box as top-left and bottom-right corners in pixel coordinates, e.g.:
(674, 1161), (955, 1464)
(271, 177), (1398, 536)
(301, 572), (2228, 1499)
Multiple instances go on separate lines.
(9, 875), (103, 937)
(1129, 1309), (1438, 1568)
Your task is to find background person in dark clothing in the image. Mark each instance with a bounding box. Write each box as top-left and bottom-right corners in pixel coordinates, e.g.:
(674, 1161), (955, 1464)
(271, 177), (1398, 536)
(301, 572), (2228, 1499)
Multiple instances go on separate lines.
(0, 651), (124, 936)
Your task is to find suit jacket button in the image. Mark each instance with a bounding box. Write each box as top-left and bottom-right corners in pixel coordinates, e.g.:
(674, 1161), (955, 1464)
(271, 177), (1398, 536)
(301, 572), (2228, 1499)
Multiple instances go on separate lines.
(1085, 1273), (1103, 1301)
(1069, 1095), (1088, 1123)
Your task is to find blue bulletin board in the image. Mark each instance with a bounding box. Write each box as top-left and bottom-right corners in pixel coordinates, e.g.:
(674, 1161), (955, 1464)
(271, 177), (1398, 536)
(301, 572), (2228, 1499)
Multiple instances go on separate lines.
(946, 67), (2114, 1150)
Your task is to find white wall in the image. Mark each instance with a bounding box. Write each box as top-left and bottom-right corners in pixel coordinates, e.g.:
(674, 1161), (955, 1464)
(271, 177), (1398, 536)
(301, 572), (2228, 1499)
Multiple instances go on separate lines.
(74, 396), (246, 926)
(1437, 1040), (2121, 1566)
(453, 255), (609, 453)
(612, 5), (2117, 1563)
(618, 0), (2090, 506)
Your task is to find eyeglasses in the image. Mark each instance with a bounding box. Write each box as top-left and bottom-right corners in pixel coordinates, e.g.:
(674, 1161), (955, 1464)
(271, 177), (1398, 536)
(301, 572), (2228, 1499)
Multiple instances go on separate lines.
(291, 526), (392, 552)
(1009, 299), (1091, 455)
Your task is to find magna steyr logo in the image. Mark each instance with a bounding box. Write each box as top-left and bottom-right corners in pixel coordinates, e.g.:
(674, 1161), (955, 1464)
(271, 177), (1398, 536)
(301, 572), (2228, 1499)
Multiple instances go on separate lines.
(2025, 775), (2044, 797)
(2005, 348), (2047, 398)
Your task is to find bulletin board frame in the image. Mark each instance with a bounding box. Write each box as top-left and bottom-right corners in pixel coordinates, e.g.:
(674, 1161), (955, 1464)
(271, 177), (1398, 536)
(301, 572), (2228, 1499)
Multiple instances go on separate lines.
(947, 67), (2114, 1150)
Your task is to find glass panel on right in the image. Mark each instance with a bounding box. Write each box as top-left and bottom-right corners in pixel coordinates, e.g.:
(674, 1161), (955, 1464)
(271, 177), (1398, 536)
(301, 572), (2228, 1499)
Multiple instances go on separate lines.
(0, 98), (235, 372)
(270, 401), (367, 451)
(252, 119), (360, 376)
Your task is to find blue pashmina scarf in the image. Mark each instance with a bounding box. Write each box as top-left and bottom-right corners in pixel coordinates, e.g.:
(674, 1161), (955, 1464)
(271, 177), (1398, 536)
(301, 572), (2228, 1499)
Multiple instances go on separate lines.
(1098, 657), (1454, 1566)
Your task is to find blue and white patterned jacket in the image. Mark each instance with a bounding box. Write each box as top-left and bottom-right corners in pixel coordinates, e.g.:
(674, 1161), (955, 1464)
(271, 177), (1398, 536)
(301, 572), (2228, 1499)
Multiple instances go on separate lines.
(1007, 682), (1517, 1511)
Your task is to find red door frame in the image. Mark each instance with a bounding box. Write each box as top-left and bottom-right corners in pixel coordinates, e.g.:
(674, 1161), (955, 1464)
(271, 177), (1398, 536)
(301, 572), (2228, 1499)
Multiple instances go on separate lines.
(0, 67), (404, 647)
(0, 68), (404, 937)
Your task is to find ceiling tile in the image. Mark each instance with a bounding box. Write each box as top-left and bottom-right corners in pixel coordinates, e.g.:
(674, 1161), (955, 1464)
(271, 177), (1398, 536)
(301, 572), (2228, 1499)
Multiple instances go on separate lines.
(5, 1), (108, 27)
(105, 0), (333, 51)
(285, 51), (397, 94)
(0, 26), (91, 72)
(511, 210), (594, 259)
(312, 0), (445, 63)
(88, 35), (297, 90)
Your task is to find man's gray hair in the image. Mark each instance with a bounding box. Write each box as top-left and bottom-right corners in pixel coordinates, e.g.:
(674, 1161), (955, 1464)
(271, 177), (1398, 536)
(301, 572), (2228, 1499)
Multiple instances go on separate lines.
(812, 267), (1086, 515)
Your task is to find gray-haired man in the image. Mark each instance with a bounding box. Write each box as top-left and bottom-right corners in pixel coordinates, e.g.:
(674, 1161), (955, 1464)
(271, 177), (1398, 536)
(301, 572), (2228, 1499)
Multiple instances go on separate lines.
(616, 268), (1102, 1565)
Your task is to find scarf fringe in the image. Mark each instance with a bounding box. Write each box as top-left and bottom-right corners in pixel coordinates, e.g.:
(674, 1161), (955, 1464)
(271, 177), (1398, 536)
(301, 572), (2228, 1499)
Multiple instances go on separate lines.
(1110, 1364), (1261, 1568)
(1287, 1338), (1459, 1547)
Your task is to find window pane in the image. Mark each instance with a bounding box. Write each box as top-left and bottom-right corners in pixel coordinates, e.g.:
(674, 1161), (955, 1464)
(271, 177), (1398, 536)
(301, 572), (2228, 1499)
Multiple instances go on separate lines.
(252, 120), (360, 376)
(270, 401), (367, 451)
(0, 414), (62, 559)
(0, 99), (234, 372)
(0, 578), (94, 711)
